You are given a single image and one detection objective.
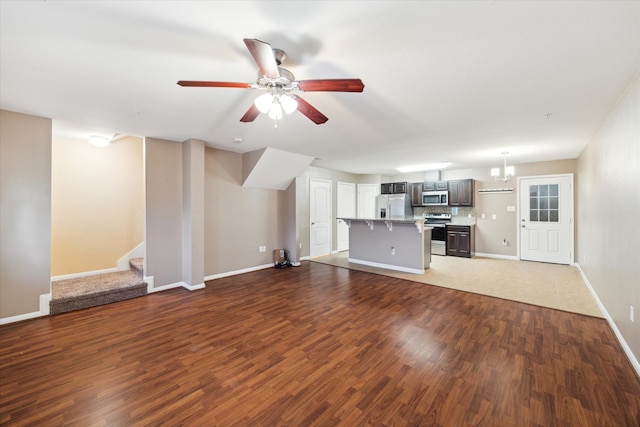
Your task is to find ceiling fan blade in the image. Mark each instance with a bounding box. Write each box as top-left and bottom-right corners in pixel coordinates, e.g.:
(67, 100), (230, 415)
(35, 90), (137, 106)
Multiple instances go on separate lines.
(240, 104), (260, 122)
(177, 81), (252, 88)
(243, 38), (280, 79)
(297, 79), (365, 92)
(291, 95), (328, 124)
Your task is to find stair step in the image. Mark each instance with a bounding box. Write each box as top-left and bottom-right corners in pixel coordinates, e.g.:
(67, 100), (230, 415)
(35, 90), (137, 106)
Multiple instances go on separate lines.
(129, 257), (144, 276)
(50, 265), (147, 315)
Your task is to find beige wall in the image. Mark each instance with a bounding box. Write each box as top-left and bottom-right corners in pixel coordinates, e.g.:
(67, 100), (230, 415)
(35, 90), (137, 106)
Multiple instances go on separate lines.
(297, 166), (382, 258)
(388, 159), (577, 256)
(51, 136), (144, 275)
(577, 72), (639, 363)
(0, 110), (52, 317)
(204, 147), (283, 274)
(145, 137), (183, 287)
(181, 139), (205, 286)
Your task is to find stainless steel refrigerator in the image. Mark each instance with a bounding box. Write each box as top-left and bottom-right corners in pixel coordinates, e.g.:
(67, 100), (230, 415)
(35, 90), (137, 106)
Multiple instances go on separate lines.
(375, 194), (413, 219)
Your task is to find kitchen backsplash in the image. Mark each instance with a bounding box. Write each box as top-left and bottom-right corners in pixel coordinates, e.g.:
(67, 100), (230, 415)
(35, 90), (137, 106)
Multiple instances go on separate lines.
(413, 206), (477, 224)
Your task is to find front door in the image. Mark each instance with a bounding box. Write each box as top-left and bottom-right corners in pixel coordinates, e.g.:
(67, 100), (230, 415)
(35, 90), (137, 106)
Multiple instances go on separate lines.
(519, 174), (573, 264)
(337, 182), (356, 252)
(310, 179), (332, 258)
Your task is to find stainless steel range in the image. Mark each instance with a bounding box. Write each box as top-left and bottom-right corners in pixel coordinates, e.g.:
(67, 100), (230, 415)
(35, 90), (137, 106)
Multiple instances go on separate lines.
(424, 213), (451, 255)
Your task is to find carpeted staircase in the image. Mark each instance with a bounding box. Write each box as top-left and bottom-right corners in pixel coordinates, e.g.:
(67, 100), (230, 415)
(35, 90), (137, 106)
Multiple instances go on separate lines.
(50, 258), (148, 315)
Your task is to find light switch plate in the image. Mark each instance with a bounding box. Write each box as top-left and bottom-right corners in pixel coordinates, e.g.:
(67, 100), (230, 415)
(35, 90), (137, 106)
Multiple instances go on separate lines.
(507, 206), (516, 212)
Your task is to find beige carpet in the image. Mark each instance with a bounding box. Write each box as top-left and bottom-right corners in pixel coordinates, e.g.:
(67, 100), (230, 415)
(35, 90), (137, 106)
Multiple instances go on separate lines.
(50, 258), (147, 315)
(311, 252), (603, 318)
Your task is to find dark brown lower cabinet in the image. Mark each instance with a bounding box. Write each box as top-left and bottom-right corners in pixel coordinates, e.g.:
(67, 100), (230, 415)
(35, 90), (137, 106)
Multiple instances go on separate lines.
(446, 225), (475, 258)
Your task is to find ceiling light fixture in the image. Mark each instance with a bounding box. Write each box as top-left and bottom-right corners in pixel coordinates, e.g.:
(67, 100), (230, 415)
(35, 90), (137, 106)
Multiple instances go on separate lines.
(89, 135), (110, 147)
(491, 152), (515, 182)
(397, 162), (451, 173)
(254, 86), (298, 128)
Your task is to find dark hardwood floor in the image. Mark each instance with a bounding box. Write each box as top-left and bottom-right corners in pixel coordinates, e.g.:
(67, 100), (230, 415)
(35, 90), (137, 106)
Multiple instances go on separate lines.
(1, 262), (639, 426)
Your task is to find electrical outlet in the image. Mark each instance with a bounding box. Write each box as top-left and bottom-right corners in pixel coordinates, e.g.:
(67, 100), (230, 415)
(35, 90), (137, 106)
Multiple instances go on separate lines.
(631, 305), (635, 322)
(492, 214), (497, 220)
(391, 246), (396, 255)
(481, 213), (486, 219)
(502, 239), (508, 246)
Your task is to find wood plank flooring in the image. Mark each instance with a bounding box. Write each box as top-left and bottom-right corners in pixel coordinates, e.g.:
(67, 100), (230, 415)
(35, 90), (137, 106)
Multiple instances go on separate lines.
(1, 262), (639, 426)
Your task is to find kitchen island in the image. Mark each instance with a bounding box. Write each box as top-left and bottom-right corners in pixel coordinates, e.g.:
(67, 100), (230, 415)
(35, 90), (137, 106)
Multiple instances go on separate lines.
(339, 218), (431, 274)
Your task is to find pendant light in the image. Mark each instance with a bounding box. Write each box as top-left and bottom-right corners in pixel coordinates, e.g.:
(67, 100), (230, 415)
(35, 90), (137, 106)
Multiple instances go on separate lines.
(491, 152), (515, 182)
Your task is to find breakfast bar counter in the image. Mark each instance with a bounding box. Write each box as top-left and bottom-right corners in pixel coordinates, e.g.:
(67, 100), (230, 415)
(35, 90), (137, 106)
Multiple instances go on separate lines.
(338, 218), (432, 274)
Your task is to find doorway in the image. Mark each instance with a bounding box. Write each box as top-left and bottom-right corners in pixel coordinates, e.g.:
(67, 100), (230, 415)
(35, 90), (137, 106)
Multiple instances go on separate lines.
(310, 179), (332, 258)
(519, 174), (573, 264)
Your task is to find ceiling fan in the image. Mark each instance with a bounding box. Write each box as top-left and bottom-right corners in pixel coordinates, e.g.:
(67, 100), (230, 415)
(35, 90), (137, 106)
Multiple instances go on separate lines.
(177, 38), (365, 126)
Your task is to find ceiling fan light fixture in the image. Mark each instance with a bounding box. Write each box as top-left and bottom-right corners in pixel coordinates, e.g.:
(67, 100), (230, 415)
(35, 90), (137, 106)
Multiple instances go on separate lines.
(254, 92), (273, 114)
(280, 94), (298, 115)
(268, 102), (283, 120)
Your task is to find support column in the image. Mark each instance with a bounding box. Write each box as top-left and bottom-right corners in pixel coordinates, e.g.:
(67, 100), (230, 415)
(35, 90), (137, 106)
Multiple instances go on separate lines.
(181, 139), (205, 289)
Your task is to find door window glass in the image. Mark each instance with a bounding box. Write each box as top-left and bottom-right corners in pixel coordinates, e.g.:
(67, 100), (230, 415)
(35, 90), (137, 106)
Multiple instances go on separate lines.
(529, 184), (559, 223)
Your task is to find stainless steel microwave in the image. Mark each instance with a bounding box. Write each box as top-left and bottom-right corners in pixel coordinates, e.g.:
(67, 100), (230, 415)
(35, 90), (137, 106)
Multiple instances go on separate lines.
(422, 191), (448, 206)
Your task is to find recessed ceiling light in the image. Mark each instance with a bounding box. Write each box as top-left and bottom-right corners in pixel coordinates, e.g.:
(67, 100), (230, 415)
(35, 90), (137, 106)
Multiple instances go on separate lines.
(397, 162), (451, 173)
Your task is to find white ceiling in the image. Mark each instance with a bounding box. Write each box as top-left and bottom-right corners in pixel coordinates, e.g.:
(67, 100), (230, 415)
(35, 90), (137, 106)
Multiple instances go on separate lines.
(1, 1), (639, 175)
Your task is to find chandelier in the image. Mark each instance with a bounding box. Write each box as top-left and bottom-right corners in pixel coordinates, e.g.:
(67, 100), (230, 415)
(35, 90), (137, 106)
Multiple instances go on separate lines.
(491, 152), (515, 182)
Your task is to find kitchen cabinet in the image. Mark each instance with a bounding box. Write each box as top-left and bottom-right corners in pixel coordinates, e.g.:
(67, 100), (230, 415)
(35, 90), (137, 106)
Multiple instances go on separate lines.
(410, 182), (423, 206)
(423, 181), (448, 191)
(446, 225), (475, 258)
(381, 182), (408, 194)
(448, 179), (474, 206)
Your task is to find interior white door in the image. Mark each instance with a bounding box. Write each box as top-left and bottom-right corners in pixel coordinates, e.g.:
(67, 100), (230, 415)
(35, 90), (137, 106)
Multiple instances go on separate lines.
(519, 175), (573, 264)
(357, 183), (378, 218)
(337, 182), (356, 252)
(310, 179), (332, 258)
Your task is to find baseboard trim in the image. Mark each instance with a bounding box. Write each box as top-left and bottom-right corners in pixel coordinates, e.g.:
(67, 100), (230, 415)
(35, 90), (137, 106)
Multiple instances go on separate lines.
(205, 263), (274, 282)
(51, 267), (118, 282)
(348, 258), (424, 275)
(474, 252), (519, 260)
(575, 263), (640, 379)
(183, 282), (205, 291)
(149, 281), (183, 293)
(117, 242), (145, 271)
(0, 310), (45, 325)
(40, 293), (51, 315)
(0, 292), (51, 324)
